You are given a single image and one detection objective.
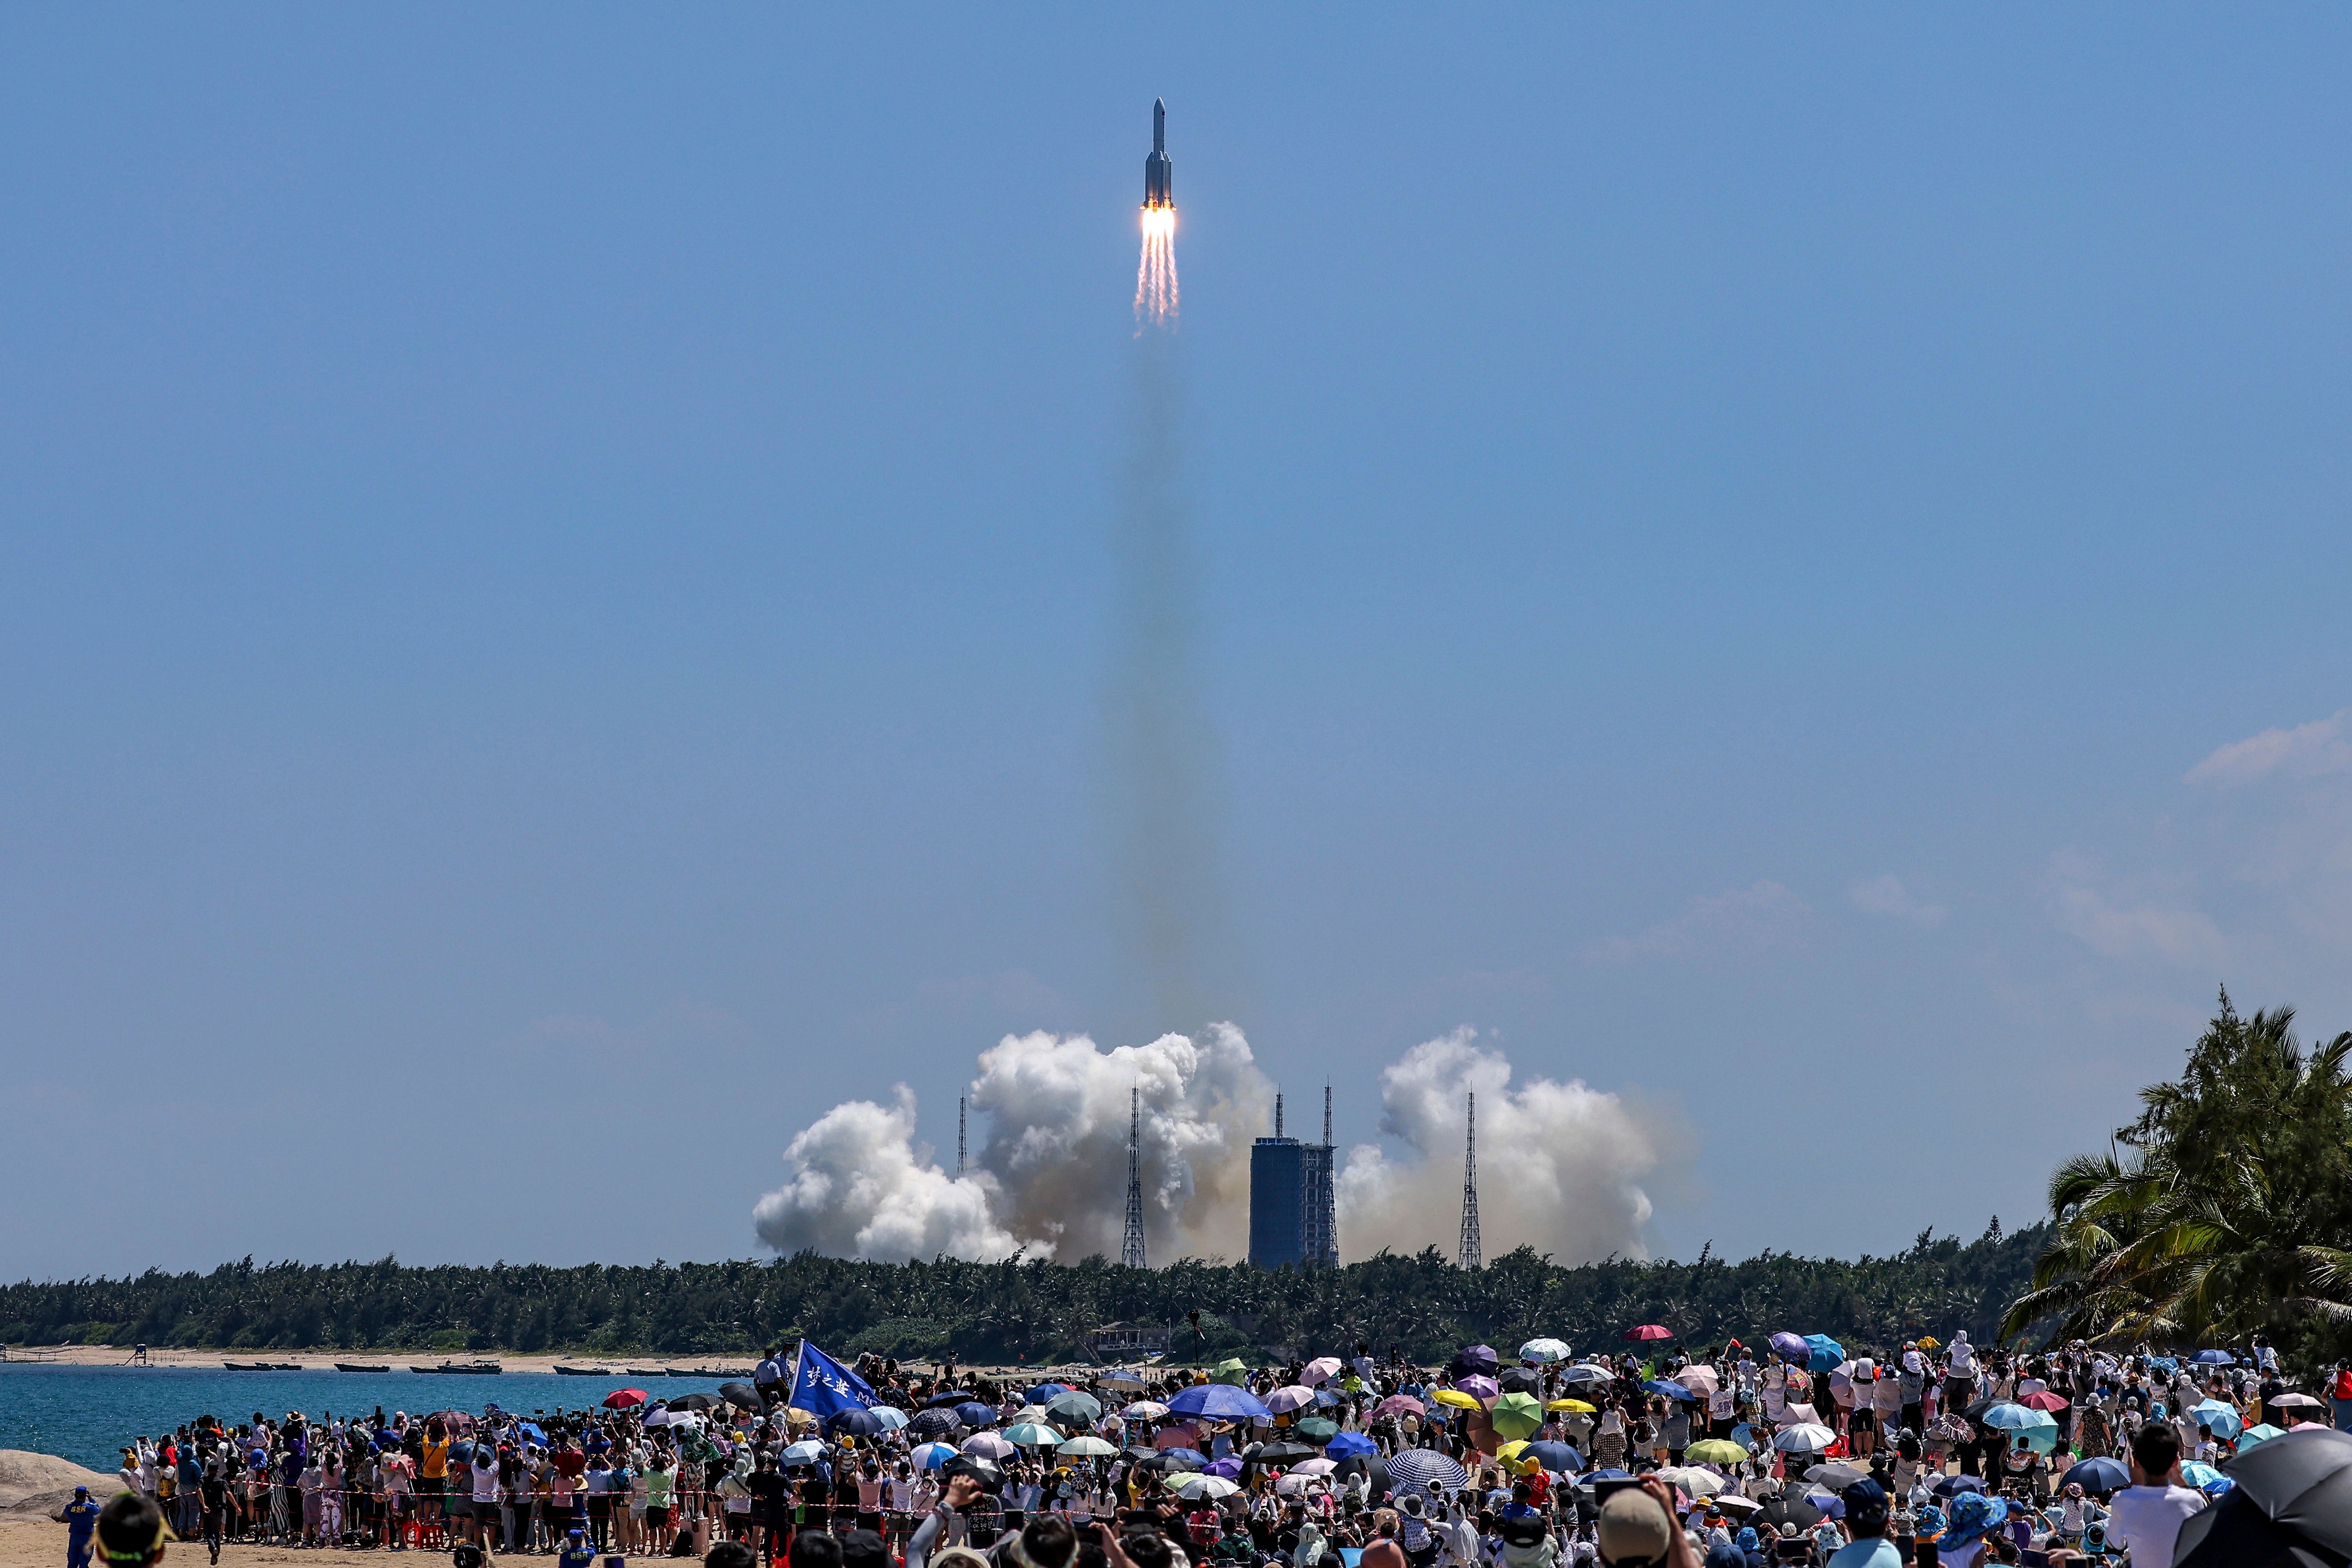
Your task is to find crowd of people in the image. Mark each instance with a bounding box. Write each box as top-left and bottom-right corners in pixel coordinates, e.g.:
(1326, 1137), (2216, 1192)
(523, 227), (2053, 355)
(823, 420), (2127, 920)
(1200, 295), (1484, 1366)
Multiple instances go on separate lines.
(58, 1329), (2352, 1568)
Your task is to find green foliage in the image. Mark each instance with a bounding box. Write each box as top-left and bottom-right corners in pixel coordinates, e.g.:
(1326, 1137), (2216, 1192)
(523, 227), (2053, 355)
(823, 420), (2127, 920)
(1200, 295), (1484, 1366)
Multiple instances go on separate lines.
(0, 1228), (2044, 1361)
(2002, 988), (2352, 1368)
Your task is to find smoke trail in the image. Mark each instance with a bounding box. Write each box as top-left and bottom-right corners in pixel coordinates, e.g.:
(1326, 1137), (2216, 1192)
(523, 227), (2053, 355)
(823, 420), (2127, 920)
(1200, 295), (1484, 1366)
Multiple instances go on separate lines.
(1335, 1029), (1673, 1263)
(751, 1026), (1679, 1265)
(1106, 310), (1233, 1024)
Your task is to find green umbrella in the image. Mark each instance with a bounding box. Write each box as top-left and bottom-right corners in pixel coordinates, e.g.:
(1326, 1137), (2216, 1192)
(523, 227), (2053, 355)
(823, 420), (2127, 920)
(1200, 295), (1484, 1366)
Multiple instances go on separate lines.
(1490, 1391), (1544, 1442)
(1003, 1423), (1061, 1446)
(1294, 1417), (1339, 1442)
(1046, 1391), (1104, 1425)
(1212, 1358), (1249, 1387)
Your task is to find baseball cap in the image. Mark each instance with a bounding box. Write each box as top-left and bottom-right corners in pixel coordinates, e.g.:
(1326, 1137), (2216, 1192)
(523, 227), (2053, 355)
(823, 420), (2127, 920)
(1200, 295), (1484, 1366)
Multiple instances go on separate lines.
(1596, 1487), (1674, 1567)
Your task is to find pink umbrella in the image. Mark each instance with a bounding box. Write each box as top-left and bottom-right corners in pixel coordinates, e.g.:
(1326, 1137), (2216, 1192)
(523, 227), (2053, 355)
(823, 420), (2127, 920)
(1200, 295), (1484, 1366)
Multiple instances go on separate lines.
(1267, 1385), (1319, 1414)
(1372, 1395), (1427, 1420)
(2019, 1391), (2070, 1412)
(1155, 1423), (1206, 1450)
(961, 1433), (1015, 1459)
(1626, 1325), (1674, 1342)
(1301, 1358), (1344, 1387)
(1291, 1458), (1337, 1476)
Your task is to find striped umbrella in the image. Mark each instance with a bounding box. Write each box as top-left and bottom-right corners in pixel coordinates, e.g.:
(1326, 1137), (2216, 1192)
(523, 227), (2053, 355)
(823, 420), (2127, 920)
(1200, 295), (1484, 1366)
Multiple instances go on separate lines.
(1386, 1450), (1469, 1490)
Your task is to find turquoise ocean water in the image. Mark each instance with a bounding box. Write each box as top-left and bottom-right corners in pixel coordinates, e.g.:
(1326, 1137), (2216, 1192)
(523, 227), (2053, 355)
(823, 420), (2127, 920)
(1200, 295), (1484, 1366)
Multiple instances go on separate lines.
(0, 1366), (734, 1472)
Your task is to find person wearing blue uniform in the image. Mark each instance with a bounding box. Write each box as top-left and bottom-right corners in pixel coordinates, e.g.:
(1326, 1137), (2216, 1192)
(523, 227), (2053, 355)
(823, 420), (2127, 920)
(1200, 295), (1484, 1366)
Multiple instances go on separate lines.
(557, 1525), (599, 1568)
(55, 1486), (101, 1568)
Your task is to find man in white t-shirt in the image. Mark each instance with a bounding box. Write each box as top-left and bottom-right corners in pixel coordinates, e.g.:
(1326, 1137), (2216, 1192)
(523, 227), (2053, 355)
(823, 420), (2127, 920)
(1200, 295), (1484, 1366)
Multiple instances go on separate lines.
(2106, 1425), (2205, 1568)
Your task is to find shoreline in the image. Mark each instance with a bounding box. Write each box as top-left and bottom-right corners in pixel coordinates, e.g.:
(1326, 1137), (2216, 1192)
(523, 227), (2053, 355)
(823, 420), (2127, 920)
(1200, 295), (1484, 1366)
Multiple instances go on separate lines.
(0, 1347), (1077, 1377)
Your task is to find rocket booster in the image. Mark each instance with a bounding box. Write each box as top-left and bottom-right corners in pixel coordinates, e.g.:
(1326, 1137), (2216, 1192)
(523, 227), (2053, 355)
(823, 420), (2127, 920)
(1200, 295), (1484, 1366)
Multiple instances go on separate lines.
(1144, 98), (1173, 209)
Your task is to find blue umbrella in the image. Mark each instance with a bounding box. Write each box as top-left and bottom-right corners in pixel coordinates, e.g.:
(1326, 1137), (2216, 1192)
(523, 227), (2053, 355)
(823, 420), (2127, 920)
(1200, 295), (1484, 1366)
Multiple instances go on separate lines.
(1157, 1448), (1209, 1467)
(2191, 1349), (2235, 1366)
(2146, 1356), (2179, 1374)
(1643, 1379), (1699, 1401)
(1026, 1383), (1070, 1404)
(2179, 1461), (2225, 1490)
(517, 1423), (547, 1444)
(1933, 1475), (1986, 1498)
(1582, 1468), (1632, 1482)
(1168, 1384), (1273, 1423)
(1523, 1442), (1583, 1473)
(1803, 1336), (1845, 1374)
(924, 1391), (976, 1408)
(2191, 1399), (2244, 1440)
(2060, 1457), (2130, 1495)
(826, 1409), (882, 1438)
(1326, 1433), (1378, 1459)
(1982, 1405), (2060, 1455)
(911, 1442), (959, 1470)
(1386, 1450), (1469, 1490)
(1769, 1332), (1810, 1365)
(955, 1402), (997, 1428)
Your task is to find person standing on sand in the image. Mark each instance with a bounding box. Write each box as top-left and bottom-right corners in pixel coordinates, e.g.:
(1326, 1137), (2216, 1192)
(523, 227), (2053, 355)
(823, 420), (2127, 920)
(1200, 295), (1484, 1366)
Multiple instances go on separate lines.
(54, 1485), (102, 1568)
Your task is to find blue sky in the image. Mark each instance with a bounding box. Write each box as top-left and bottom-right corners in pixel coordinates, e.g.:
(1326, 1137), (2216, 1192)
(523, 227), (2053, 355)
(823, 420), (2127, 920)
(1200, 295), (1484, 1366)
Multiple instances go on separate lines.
(6, 6), (2352, 1281)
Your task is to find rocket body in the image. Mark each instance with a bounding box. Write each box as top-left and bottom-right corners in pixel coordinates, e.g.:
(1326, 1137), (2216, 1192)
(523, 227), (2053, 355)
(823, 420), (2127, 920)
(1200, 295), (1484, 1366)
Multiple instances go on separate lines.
(1144, 98), (1173, 209)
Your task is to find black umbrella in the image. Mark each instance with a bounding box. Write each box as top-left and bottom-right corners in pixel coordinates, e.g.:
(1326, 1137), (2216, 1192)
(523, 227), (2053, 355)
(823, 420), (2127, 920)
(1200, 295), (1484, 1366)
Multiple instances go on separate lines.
(1147, 1452), (1204, 1473)
(942, 1455), (1004, 1491)
(1756, 1495), (1823, 1533)
(1498, 1368), (1542, 1395)
(719, 1382), (763, 1409)
(1257, 1441), (1319, 1464)
(2177, 1426), (2352, 1567)
(672, 1394), (719, 1412)
(1450, 1345), (1500, 1379)
(908, 1410), (961, 1439)
(1931, 1475), (1986, 1499)
(1556, 1367), (1612, 1388)
(925, 1390), (978, 1408)
(827, 1409), (883, 1437)
(1961, 1396), (2004, 1427)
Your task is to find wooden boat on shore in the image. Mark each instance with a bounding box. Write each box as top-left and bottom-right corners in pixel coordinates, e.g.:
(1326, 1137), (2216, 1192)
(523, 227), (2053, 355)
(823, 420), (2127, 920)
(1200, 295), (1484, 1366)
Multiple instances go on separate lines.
(624, 1366), (672, 1377)
(335, 1362), (393, 1372)
(554, 1364), (615, 1376)
(410, 1360), (502, 1374)
(223, 1361), (304, 1371)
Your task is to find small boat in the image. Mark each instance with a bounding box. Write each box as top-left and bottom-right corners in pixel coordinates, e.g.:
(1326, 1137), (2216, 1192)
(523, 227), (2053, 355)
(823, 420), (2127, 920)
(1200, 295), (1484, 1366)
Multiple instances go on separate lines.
(554, 1364), (614, 1376)
(336, 1363), (393, 1373)
(223, 1361), (305, 1371)
(711, 1367), (757, 1379)
(625, 1366), (672, 1377)
(410, 1360), (502, 1375)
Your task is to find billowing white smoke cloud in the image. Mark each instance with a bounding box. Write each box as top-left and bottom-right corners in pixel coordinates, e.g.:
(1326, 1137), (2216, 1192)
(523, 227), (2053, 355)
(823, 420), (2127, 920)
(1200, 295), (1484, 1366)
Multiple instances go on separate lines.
(751, 1088), (1021, 1262)
(1336, 1028), (1666, 1263)
(754, 1024), (1673, 1265)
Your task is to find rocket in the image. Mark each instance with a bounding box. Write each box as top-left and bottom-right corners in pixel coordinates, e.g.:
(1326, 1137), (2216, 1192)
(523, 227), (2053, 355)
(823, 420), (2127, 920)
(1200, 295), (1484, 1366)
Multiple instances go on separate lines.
(1144, 98), (1173, 209)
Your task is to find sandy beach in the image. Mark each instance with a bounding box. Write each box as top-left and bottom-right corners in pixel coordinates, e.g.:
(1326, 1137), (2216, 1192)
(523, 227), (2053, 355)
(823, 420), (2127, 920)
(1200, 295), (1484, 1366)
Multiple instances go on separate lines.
(2, 1348), (1073, 1379)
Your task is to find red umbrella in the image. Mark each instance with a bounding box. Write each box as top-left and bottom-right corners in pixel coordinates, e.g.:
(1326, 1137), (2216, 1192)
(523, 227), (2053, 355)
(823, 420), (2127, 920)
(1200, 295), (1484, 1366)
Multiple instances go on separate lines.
(2019, 1391), (2070, 1412)
(1625, 1325), (1674, 1342)
(603, 1389), (649, 1408)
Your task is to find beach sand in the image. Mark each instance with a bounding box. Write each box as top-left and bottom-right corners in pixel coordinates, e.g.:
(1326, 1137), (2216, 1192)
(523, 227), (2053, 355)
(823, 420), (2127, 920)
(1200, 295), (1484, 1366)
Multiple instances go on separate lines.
(0, 1515), (681, 1568)
(4, 1348), (1069, 1379)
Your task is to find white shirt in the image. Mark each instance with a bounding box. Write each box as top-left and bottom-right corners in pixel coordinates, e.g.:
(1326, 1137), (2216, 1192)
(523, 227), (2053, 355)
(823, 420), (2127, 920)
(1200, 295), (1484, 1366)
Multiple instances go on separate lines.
(2107, 1484), (2206, 1568)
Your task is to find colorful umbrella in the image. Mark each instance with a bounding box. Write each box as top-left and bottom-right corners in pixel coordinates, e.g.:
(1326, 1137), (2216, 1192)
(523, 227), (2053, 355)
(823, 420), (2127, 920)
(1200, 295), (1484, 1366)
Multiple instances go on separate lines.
(1123, 1401), (1169, 1420)
(1490, 1393), (1544, 1441)
(1519, 1338), (1571, 1364)
(911, 1442), (959, 1470)
(1168, 1384), (1272, 1422)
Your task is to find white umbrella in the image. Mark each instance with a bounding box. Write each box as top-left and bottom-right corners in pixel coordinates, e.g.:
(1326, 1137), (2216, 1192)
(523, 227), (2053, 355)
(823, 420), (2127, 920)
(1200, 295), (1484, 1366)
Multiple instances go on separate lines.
(2273, 1393), (2325, 1409)
(1122, 1401), (1170, 1419)
(962, 1433), (1015, 1459)
(1771, 1425), (1835, 1453)
(1267, 1385), (1319, 1414)
(1059, 1436), (1118, 1457)
(1291, 1458), (1337, 1476)
(1100, 1372), (1149, 1391)
(1656, 1467), (1724, 1497)
(1519, 1339), (1571, 1364)
(1272, 1474), (1327, 1497)
(1713, 1495), (1760, 1517)
(1302, 1357), (1344, 1387)
(1174, 1475), (1240, 1501)
(1674, 1365), (1719, 1397)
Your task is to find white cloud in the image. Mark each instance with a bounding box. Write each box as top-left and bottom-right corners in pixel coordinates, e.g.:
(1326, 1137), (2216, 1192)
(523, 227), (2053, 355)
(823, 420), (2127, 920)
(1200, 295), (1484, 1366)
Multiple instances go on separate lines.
(1849, 874), (1946, 927)
(2046, 851), (2228, 965)
(1583, 880), (1810, 964)
(1334, 1028), (1668, 1264)
(2188, 708), (2352, 787)
(751, 1088), (1022, 1263)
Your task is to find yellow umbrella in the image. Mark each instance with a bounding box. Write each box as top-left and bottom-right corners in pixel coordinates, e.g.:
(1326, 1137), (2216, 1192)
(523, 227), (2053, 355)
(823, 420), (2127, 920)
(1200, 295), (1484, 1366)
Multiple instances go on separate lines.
(783, 1407), (817, 1428)
(1492, 1440), (1538, 1475)
(1547, 1399), (1596, 1413)
(1432, 1388), (1482, 1411)
(1916, 1337), (1941, 1350)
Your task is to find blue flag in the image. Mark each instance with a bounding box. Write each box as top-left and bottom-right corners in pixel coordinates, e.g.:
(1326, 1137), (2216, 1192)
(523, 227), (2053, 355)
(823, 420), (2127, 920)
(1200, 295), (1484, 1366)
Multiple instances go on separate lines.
(788, 1340), (879, 1419)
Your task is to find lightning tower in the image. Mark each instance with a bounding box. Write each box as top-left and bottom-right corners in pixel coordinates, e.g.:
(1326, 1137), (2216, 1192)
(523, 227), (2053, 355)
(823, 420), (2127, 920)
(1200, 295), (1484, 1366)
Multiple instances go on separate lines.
(1121, 1087), (1148, 1268)
(1458, 1090), (1482, 1270)
(956, 1095), (966, 1177)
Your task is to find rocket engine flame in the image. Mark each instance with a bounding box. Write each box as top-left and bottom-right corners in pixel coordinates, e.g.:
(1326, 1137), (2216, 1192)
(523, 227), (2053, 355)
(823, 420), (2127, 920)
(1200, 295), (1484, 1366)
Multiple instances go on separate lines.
(1136, 205), (1178, 329)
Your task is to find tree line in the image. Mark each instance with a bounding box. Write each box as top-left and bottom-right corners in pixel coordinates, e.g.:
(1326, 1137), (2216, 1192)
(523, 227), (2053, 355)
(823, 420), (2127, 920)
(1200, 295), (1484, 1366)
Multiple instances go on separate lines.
(0, 1226), (2043, 1365)
(2001, 988), (2352, 1376)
